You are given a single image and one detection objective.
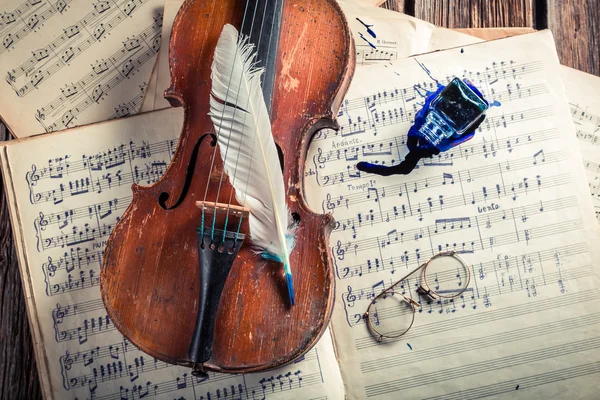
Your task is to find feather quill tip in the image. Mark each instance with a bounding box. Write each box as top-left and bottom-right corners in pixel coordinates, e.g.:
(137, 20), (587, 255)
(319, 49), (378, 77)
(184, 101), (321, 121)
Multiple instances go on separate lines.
(286, 272), (295, 306)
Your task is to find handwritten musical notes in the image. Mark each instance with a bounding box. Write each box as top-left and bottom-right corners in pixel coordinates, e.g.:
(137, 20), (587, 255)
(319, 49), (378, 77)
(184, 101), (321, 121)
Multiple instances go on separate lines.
(0, 107), (344, 399)
(0, 0), (163, 137)
(562, 66), (600, 223)
(304, 31), (600, 399)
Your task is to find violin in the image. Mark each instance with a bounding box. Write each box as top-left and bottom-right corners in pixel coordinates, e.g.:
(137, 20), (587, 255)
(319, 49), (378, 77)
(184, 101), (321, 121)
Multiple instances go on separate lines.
(100, 0), (354, 375)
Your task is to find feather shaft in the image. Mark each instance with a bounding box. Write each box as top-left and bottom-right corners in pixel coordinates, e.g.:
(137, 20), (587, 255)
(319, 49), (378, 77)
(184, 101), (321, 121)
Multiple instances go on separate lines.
(209, 24), (295, 305)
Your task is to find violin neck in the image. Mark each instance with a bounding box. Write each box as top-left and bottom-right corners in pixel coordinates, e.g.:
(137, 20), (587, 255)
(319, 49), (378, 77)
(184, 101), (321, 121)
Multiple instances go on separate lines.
(240, 0), (284, 114)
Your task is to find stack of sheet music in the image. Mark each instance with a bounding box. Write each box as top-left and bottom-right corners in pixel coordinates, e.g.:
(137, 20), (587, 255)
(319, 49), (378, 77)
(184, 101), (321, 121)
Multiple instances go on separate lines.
(1, 0), (600, 399)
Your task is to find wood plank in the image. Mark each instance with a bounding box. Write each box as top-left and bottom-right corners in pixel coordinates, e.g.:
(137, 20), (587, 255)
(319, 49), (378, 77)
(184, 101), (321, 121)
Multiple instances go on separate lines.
(546, 0), (600, 76)
(379, 0), (408, 12)
(0, 124), (42, 399)
(414, 0), (536, 28)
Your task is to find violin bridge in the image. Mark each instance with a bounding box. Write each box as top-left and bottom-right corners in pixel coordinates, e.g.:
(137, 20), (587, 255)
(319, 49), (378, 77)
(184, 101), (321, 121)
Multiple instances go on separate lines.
(195, 201), (250, 218)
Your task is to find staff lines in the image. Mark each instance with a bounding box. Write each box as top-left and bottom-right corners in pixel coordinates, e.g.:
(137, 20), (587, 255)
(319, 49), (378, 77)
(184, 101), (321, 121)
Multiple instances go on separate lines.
(315, 107), (555, 187)
(344, 264), (591, 329)
(364, 336), (600, 397)
(320, 150), (564, 214)
(353, 288), (597, 350)
(333, 196), (577, 260)
(312, 127), (556, 169)
(328, 60), (543, 119)
(0, 0), (72, 55)
(8, 0), (129, 82)
(337, 237), (587, 285)
(360, 312), (600, 373)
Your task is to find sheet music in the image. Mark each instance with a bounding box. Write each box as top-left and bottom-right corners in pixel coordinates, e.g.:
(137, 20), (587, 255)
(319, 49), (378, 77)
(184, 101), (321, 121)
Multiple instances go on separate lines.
(337, 0), (479, 66)
(147, 0), (480, 112)
(151, 0), (181, 110)
(140, 55), (159, 112)
(561, 67), (600, 223)
(304, 31), (600, 398)
(0, 0), (163, 137)
(0, 107), (345, 400)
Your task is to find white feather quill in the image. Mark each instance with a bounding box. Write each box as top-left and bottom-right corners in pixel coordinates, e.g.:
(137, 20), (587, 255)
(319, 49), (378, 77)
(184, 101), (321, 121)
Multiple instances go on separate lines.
(209, 24), (295, 305)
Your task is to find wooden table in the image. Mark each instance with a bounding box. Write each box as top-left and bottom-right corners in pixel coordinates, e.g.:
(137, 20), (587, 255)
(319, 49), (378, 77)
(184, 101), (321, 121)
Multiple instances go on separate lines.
(0, 0), (598, 398)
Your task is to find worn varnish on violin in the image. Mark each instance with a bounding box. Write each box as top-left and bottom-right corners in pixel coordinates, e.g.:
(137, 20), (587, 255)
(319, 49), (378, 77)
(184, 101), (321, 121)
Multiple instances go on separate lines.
(100, 0), (354, 374)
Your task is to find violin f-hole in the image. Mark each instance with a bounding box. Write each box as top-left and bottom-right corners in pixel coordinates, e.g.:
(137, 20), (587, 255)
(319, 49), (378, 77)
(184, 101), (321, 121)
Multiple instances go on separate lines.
(158, 133), (217, 210)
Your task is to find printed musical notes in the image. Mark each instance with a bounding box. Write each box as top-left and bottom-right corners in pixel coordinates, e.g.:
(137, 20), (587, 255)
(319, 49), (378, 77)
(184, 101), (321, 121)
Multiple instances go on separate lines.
(0, 0), (163, 137)
(0, 107), (345, 399)
(336, 0), (481, 68)
(304, 32), (600, 399)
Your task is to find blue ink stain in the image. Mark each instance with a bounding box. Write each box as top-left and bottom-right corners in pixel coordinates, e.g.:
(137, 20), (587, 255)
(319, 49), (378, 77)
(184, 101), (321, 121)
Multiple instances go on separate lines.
(490, 100), (502, 107)
(413, 84), (436, 100)
(407, 343), (413, 350)
(415, 58), (441, 86)
(516, 385), (520, 390)
(358, 33), (376, 49)
(356, 18), (376, 38)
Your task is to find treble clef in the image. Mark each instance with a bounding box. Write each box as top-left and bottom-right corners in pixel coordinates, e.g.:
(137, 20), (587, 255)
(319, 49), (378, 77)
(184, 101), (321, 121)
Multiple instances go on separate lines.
(345, 285), (356, 307)
(323, 193), (336, 213)
(34, 211), (48, 251)
(61, 350), (73, 372)
(314, 147), (326, 169)
(335, 240), (345, 261)
(38, 211), (48, 229)
(53, 303), (66, 324)
(46, 256), (57, 277)
(26, 164), (40, 204)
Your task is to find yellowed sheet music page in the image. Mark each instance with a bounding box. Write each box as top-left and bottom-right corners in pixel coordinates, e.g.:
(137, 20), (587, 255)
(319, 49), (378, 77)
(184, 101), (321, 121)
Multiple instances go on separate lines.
(0, 0), (163, 137)
(152, 0), (182, 110)
(337, 0), (479, 66)
(305, 31), (600, 399)
(141, 54), (159, 112)
(0, 107), (345, 399)
(561, 67), (600, 223)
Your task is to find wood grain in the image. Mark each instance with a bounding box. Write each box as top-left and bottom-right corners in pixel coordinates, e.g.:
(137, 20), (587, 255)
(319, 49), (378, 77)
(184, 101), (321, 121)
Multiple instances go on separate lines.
(546, 0), (600, 75)
(0, 125), (42, 399)
(414, 0), (536, 28)
(0, 0), (598, 398)
(380, 0), (409, 12)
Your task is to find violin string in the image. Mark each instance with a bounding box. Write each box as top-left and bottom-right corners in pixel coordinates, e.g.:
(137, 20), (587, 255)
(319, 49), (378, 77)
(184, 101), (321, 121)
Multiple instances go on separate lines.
(222, 0), (278, 245)
(200, 0), (256, 243)
(210, 1), (268, 244)
(232, 0), (283, 242)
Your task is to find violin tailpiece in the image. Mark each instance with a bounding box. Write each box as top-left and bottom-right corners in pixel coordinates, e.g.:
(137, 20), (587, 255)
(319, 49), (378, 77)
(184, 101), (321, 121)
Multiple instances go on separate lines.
(188, 228), (246, 365)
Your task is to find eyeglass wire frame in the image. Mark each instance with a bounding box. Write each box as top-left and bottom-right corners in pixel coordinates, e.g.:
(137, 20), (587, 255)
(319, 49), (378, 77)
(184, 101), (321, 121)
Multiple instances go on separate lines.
(363, 251), (471, 342)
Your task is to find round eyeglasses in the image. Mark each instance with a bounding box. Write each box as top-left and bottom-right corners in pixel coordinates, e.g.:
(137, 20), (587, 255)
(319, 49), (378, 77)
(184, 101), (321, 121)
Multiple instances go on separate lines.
(363, 251), (471, 341)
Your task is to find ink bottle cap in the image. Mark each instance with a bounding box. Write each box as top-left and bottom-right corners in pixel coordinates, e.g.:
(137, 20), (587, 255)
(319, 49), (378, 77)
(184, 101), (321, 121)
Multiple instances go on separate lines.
(418, 78), (489, 147)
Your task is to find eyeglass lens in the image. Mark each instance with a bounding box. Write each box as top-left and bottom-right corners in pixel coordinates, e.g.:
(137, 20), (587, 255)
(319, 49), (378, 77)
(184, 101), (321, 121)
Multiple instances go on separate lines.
(366, 253), (470, 339)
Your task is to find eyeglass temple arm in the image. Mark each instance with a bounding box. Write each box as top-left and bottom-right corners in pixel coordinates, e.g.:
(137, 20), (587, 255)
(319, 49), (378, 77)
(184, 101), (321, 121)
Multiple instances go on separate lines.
(385, 261), (428, 299)
(403, 296), (421, 308)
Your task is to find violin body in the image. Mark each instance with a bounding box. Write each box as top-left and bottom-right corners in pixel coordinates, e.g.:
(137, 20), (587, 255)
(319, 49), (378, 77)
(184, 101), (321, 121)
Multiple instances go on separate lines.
(101, 0), (354, 373)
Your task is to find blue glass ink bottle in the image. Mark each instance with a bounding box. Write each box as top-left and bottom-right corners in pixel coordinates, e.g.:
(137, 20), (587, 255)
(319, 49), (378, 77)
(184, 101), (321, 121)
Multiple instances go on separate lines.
(356, 77), (492, 176)
(419, 77), (489, 148)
